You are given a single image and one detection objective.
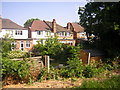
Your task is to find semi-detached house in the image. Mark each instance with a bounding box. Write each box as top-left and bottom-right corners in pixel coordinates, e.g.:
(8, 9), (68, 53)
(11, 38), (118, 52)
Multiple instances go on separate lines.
(28, 19), (75, 46)
(0, 18), (86, 52)
(0, 18), (33, 52)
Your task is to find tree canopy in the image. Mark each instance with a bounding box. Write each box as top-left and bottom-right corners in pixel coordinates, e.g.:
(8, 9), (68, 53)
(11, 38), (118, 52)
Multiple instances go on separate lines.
(24, 18), (40, 28)
(78, 2), (120, 59)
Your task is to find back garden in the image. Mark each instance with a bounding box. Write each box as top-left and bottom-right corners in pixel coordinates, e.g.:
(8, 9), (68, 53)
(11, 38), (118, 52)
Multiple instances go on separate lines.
(1, 37), (120, 88)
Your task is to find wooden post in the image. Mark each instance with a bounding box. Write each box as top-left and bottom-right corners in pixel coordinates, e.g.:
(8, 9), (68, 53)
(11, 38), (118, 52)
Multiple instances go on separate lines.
(44, 55), (50, 73)
(88, 53), (91, 65)
(47, 56), (50, 73)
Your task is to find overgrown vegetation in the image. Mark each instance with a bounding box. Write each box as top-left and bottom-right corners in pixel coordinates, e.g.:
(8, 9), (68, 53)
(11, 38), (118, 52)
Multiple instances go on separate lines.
(1, 58), (30, 84)
(33, 37), (81, 64)
(7, 50), (30, 59)
(78, 2), (120, 60)
(1, 34), (14, 57)
(78, 75), (120, 88)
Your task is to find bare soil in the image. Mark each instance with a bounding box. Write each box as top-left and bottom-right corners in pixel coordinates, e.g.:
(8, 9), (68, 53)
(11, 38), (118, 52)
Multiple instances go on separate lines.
(3, 79), (82, 88)
(2, 69), (120, 88)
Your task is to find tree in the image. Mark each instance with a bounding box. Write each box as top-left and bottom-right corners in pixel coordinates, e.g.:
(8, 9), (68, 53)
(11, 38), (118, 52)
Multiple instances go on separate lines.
(1, 34), (14, 57)
(33, 37), (81, 64)
(24, 18), (40, 28)
(78, 2), (120, 59)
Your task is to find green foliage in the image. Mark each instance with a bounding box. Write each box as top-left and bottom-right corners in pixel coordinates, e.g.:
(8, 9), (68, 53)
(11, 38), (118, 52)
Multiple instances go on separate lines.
(7, 50), (29, 59)
(24, 18), (40, 28)
(82, 65), (99, 78)
(38, 67), (60, 82)
(78, 2), (120, 59)
(1, 34), (14, 57)
(79, 75), (120, 88)
(33, 37), (81, 63)
(2, 58), (30, 79)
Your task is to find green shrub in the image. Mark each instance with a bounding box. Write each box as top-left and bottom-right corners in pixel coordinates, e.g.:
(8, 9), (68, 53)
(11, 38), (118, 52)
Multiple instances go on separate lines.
(7, 50), (29, 59)
(82, 65), (97, 78)
(79, 75), (120, 88)
(38, 67), (60, 82)
(33, 37), (81, 64)
(2, 58), (30, 79)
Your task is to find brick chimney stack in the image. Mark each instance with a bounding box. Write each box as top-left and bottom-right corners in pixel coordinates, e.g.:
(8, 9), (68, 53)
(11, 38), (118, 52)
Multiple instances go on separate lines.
(52, 19), (56, 33)
(0, 16), (2, 32)
(67, 22), (71, 30)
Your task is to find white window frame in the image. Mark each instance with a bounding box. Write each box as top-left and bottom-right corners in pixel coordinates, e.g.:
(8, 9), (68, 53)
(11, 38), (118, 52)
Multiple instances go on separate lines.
(26, 41), (30, 48)
(66, 32), (70, 37)
(37, 31), (43, 35)
(20, 41), (24, 51)
(11, 41), (16, 50)
(59, 32), (65, 36)
(15, 30), (22, 35)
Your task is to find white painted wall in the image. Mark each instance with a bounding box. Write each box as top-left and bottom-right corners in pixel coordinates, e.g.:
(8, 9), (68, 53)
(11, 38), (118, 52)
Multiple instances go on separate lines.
(32, 31), (54, 45)
(0, 29), (28, 39)
(31, 31), (54, 39)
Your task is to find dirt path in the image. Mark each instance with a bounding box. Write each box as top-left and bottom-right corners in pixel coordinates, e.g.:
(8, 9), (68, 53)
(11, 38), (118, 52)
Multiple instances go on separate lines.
(3, 79), (82, 88)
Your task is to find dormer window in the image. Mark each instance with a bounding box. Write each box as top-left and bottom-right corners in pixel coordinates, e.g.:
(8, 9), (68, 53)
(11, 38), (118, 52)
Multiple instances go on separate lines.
(37, 31), (43, 35)
(15, 30), (22, 35)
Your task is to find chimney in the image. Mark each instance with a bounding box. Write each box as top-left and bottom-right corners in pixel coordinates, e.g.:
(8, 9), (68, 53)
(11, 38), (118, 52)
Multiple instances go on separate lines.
(52, 19), (56, 33)
(0, 16), (2, 32)
(67, 22), (71, 30)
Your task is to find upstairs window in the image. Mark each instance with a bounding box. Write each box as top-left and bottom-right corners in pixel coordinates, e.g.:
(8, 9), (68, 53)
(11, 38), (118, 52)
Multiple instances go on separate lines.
(26, 41), (30, 48)
(15, 30), (22, 35)
(66, 32), (70, 36)
(37, 31), (43, 35)
(59, 32), (65, 36)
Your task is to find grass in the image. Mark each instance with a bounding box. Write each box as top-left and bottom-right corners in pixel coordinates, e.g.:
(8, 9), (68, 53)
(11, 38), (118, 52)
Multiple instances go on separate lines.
(77, 75), (120, 88)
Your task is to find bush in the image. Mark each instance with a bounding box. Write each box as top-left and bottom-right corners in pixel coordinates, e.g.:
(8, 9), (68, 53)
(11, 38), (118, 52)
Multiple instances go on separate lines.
(2, 58), (30, 79)
(38, 67), (60, 82)
(33, 37), (81, 64)
(7, 50), (29, 59)
(79, 76), (120, 88)
(82, 65), (98, 78)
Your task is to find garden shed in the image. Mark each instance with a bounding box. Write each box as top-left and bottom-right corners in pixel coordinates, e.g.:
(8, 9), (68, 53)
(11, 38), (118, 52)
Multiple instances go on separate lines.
(80, 49), (104, 64)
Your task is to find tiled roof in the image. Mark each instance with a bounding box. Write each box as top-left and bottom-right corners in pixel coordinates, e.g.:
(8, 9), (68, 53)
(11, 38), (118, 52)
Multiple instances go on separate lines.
(2, 18), (26, 30)
(45, 21), (72, 32)
(71, 23), (84, 32)
(30, 20), (51, 31)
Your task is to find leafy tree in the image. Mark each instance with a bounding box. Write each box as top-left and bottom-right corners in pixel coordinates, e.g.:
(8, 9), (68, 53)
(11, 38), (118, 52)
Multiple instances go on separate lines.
(1, 34), (14, 57)
(33, 37), (81, 63)
(24, 18), (40, 28)
(78, 2), (120, 59)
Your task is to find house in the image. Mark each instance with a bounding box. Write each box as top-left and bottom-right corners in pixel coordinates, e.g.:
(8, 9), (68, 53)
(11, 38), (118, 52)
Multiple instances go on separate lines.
(45, 19), (75, 45)
(28, 19), (75, 46)
(0, 18), (85, 52)
(67, 22), (87, 44)
(0, 18), (33, 52)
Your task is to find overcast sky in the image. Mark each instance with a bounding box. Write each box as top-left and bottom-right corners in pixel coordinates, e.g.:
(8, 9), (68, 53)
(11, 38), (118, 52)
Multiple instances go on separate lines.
(2, 1), (87, 27)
